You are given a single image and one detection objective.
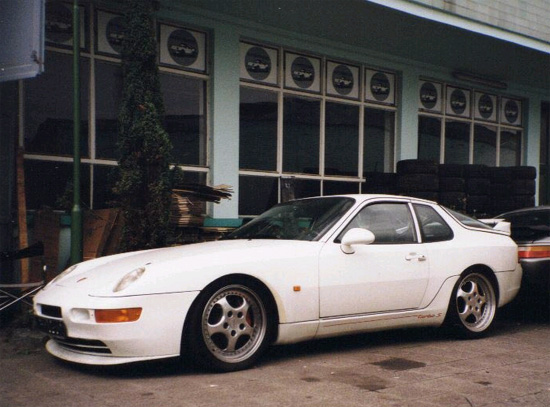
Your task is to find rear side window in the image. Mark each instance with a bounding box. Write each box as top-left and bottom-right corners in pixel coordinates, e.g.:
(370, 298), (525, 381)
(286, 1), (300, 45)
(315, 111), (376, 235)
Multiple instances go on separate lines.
(413, 204), (454, 243)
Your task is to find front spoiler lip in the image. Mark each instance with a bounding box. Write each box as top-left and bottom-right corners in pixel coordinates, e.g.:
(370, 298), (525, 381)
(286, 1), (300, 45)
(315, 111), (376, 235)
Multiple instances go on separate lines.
(45, 339), (179, 366)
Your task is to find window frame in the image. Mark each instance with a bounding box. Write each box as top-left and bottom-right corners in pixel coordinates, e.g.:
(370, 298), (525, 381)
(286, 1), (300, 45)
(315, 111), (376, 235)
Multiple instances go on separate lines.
(239, 42), (398, 217)
(336, 201), (418, 245)
(18, 4), (210, 211)
(417, 79), (523, 166)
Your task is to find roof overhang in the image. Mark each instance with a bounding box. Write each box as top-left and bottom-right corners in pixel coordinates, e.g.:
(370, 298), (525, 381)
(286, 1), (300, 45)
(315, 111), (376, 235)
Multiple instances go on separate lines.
(367, 0), (550, 55)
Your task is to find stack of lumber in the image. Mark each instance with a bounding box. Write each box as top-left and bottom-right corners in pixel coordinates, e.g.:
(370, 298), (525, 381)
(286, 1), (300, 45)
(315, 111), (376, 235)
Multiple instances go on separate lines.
(170, 184), (233, 227)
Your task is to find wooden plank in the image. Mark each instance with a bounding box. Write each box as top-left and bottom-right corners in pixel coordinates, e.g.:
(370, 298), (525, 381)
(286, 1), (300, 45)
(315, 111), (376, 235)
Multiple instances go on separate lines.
(16, 149), (29, 283)
(83, 209), (118, 261)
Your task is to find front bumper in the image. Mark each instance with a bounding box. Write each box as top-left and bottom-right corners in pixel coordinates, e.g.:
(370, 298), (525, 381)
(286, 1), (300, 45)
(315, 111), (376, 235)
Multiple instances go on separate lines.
(34, 286), (199, 365)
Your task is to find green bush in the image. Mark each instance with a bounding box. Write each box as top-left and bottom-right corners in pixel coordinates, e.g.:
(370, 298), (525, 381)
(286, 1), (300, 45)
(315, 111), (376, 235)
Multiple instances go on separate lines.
(114, 0), (172, 251)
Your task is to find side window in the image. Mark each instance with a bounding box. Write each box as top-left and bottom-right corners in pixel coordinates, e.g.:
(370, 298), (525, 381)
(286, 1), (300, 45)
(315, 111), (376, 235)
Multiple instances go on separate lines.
(414, 204), (454, 243)
(338, 203), (417, 244)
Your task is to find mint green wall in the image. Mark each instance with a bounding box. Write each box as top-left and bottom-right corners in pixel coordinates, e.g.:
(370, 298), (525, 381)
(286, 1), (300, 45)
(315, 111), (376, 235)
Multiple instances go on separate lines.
(159, 1), (549, 215)
(398, 69), (421, 161)
(210, 25), (240, 218)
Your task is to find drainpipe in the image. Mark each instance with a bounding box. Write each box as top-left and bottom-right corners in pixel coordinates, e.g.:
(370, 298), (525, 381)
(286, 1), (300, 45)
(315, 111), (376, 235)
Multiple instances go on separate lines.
(70, 0), (82, 264)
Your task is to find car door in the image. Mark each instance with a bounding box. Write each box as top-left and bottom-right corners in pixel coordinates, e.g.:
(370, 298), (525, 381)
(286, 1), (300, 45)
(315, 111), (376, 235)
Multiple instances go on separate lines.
(319, 201), (430, 317)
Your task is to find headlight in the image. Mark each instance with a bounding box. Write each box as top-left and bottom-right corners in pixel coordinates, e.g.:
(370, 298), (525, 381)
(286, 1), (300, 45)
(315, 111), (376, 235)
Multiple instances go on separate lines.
(113, 267), (146, 292)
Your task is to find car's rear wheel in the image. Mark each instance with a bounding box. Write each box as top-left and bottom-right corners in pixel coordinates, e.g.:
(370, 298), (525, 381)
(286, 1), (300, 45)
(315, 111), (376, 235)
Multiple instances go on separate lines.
(186, 281), (273, 372)
(447, 272), (497, 338)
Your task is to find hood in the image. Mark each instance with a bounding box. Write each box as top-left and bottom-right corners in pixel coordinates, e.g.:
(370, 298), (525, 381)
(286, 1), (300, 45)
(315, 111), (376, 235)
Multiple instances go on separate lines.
(44, 239), (322, 297)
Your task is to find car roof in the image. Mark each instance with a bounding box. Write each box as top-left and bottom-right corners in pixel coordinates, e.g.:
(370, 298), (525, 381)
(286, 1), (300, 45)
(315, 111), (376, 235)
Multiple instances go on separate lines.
(499, 206), (550, 217)
(302, 194), (437, 205)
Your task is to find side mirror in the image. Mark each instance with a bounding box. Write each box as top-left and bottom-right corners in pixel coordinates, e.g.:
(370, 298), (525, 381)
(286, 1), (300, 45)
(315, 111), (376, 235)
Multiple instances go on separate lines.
(340, 228), (375, 254)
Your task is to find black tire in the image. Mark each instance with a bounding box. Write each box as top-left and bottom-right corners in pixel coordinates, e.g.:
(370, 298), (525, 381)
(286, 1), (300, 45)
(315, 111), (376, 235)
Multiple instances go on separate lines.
(463, 164), (489, 179)
(514, 194), (535, 209)
(398, 173), (439, 192)
(511, 166), (536, 180)
(465, 195), (490, 214)
(438, 164), (464, 178)
(466, 178), (491, 195)
(512, 179), (536, 195)
(445, 272), (497, 339)
(185, 279), (275, 372)
(490, 183), (513, 197)
(489, 167), (512, 182)
(490, 197), (516, 216)
(439, 177), (465, 192)
(396, 159), (438, 175)
(439, 191), (466, 210)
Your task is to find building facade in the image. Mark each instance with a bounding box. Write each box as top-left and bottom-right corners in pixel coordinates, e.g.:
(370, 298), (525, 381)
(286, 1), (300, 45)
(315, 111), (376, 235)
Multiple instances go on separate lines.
(1, 0), (549, 255)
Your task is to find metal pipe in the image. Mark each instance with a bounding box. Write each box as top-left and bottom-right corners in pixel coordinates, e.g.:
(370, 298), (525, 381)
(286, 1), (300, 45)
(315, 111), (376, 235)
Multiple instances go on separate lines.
(70, 0), (82, 264)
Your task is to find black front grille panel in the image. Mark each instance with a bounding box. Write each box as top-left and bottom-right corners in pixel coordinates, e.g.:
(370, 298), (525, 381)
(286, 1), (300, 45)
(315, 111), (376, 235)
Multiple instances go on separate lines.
(36, 316), (67, 339)
(54, 337), (112, 355)
(40, 305), (62, 318)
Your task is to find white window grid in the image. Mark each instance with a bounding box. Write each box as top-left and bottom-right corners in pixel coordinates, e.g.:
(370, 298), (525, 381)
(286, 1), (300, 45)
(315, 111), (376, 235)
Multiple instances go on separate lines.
(19, 3), (210, 209)
(418, 78), (523, 166)
(239, 42), (399, 203)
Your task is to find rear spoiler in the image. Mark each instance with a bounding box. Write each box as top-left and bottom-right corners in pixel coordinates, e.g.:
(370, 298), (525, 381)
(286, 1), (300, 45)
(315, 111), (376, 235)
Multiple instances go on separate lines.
(479, 219), (511, 235)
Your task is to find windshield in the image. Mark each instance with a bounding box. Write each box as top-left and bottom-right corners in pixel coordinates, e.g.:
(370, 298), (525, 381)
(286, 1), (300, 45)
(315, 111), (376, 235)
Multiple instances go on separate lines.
(226, 197), (355, 241)
(445, 208), (493, 230)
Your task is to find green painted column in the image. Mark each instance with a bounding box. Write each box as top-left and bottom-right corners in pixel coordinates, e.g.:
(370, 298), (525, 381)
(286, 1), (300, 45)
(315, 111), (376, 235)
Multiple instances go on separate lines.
(70, 0), (82, 264)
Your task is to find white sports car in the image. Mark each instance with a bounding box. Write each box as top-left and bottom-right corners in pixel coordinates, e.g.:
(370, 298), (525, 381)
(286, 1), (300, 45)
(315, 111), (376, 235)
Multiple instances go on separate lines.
(34, 195), (522, 372)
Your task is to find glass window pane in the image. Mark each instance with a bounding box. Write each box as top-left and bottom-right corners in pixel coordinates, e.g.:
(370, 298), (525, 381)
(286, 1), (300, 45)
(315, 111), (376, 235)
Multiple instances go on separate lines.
(339, 202), (417, 244)
(500, 129), (521, 166)
(93, 165), (119, 209)
(239, 176), (278, 216)
(413, 204), (453, 242)
(95, 60), (122, 159)
(281, 177), (321, 201)
(161, 74), (207, 166)
(283, 96), (320, 174)
(239, 87), (277, 171)
(293, 179), (320, 199)
(363, 108), (395, 173)
(418, 116), (441, 162)
(323, 181), (359, 195)
(474, 124), (497, 165)
(444, 120), (470, 164)
(325, 102), (359, 176)
(25, 160), (90, 210)
(25, 51), (89, 157)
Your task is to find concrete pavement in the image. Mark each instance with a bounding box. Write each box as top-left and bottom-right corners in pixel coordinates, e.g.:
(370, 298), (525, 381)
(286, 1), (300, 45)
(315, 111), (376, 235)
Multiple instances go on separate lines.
(0, 308), (549, 407)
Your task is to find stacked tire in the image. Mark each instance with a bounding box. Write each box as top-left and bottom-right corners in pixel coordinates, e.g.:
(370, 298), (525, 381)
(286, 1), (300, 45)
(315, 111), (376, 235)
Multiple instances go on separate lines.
(396, 159), (439, 201)
(511, 166), (536, 210)
(438, 164), (466, 212)
(489, 167), (515, 215)
(463, 165), (491, 216)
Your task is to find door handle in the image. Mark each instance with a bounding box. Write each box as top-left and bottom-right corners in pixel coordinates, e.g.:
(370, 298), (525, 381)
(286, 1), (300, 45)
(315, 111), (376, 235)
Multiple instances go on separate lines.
(406, 253), (426, 261)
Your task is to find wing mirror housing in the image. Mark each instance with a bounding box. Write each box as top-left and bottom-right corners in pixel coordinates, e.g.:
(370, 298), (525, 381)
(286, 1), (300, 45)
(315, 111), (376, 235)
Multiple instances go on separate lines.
(340, 228), (375, 254)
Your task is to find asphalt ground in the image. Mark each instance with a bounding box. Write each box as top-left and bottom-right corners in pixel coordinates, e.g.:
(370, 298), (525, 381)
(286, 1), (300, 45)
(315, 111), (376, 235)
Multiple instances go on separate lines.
(0, 302), (549, 407)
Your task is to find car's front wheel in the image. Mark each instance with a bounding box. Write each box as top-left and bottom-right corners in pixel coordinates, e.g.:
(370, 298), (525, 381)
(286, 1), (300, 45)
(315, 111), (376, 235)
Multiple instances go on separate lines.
(186, 281), (274, 372)
(446, 272), (497, 338)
